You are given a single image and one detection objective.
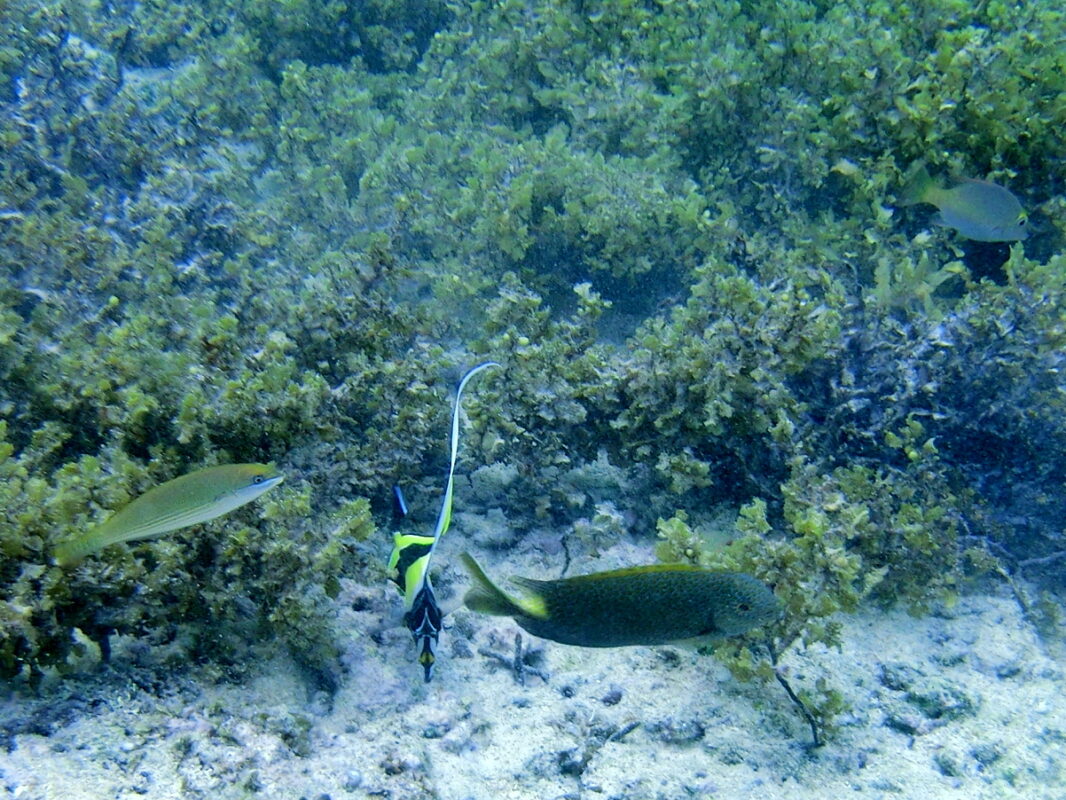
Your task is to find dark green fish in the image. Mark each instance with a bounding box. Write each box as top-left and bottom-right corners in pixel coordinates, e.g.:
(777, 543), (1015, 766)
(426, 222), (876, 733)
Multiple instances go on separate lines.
(461, 553), (781, 647)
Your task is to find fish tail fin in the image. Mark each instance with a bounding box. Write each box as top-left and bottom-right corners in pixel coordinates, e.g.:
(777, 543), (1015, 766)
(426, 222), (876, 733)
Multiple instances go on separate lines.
(460, 552), (522, 616)
(52, 540), (82, 569)
(510, 575), (552, 594)
(53, 533), (95, 568)
(899, 163), (935, 206)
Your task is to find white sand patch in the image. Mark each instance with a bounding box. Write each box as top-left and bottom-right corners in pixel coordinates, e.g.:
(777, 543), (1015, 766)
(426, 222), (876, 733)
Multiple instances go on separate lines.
(1, 561), (1062, 800)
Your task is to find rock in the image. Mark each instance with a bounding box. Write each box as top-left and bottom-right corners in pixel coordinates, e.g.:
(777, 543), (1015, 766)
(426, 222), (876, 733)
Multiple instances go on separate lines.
(933, 752), (962, 777)
(878, 662), (922, 691)
(417, 707), (454, 740)
(868, 777), (904, 793)
(439, 725), (474, 755)
(456, 509), (516, 549)
(714, 743), (748, 766)
(449, 638), (473, 659)
(883, 704), (939, 736)
(342, 771), (363, 792)
(971, 742), (1004, 767)
(994, 660), (1022, 679)
(557, 747), (591, 776)
(380, 752), (420, 775)
(646, 717), (705, 744)
(905, 678), (978, 720)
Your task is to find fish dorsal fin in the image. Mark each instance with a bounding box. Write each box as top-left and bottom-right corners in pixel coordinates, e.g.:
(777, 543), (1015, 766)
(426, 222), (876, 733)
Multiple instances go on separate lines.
(425, 361), (500, 562)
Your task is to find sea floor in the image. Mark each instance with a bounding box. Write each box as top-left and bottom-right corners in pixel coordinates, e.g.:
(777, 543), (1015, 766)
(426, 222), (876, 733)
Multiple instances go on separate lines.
(2, 543), (1064, 800)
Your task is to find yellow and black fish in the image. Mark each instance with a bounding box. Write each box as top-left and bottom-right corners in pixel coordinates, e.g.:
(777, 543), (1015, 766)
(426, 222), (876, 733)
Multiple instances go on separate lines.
(387, 362), (498, 681)
(461, 553), (781, 646)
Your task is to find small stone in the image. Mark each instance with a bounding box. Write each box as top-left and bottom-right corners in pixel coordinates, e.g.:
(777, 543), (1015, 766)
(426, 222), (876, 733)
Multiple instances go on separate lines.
(934, 752), (962, 777)
(380, 752), (419, 775)
(342, 771), (363, 791)
(971, 743), (1004, 767)
(556, 746), (596, 777)
(600, 687), (623, 706)
(869, 778), (904, 793)
(307, 691), (332, 717)
(995, 661), (1022, 679)
(417, 707), (453, 740)
(715, 744), (746, 766)
(905, 678), (978, 720)
(422, 724), (447, 739)
(458, 509), (516, 548)
(439, 726), (473, 755)
(883, 706), (938, 736)
(647, 717), (705, 744)
(878, 662), (921, 691)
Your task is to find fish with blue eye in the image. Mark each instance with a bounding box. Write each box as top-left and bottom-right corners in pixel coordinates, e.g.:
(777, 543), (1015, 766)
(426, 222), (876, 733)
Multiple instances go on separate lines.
(53, 463), (284, 567)
(900, 165), (1028, 242)
(387, 362), (499, 682)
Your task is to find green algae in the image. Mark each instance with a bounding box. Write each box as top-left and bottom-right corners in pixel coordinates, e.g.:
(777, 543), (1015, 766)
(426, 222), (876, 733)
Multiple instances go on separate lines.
(0, 0), (1063, 699)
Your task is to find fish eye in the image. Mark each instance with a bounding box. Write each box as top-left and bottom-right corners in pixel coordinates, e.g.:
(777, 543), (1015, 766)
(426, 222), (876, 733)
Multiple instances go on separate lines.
(253, 475), (265, 484)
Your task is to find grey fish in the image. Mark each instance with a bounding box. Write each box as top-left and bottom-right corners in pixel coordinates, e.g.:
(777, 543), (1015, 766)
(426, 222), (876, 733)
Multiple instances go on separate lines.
(900, 165), (1028, 242)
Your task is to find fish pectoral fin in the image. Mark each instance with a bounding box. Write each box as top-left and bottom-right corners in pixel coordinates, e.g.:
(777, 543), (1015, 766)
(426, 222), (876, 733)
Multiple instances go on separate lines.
(668, 637), (707, 652)
(671, 629), (727, 651)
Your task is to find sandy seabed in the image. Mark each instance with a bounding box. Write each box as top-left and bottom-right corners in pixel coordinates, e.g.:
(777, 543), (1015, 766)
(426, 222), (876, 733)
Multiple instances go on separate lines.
(2, 543), (1063, 800)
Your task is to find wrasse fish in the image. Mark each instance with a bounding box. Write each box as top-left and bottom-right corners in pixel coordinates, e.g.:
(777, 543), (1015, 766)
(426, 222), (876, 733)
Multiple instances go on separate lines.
(53, 463), (283, 567)
(900, 165), (1028, 242)
(461, 552), (781, 647)
(387, 362), (499, 681)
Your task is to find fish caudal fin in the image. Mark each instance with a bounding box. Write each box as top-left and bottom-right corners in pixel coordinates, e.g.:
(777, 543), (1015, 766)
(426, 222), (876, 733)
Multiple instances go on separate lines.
(53, 538), (90, 569)
(899, 163), (935, 207)
(461, 552), (523, 616)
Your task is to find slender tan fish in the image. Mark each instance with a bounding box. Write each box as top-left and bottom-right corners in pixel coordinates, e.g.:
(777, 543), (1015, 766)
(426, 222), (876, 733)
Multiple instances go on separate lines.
(54, 463), (283, 567)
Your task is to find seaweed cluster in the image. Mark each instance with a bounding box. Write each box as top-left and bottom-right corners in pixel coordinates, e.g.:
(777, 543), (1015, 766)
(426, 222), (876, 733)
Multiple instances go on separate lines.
(0, 0), (1063, 713)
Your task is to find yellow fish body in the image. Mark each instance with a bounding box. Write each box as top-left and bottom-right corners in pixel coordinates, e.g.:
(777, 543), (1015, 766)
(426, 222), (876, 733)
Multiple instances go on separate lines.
(54, 463), (283, 567)
(462, 553), (781, 646)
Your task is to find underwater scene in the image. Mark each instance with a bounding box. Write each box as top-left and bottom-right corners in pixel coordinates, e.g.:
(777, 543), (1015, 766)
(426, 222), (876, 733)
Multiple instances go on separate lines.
(1, 0), (1064, 798)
